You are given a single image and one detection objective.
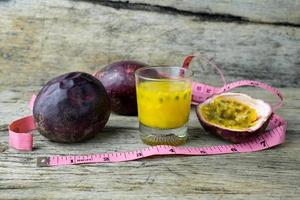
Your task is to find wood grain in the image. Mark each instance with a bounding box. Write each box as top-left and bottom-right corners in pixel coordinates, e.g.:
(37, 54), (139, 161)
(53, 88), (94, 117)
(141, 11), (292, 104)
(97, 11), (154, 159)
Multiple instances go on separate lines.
(0, 86), (299, 200)
(97, 0), (300, 25)
(0, 0), (299, 199)
(0, 0), (299, 89)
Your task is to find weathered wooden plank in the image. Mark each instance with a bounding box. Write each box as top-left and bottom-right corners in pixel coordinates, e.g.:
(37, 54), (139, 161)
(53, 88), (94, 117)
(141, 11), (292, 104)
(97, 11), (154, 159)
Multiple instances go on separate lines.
(0, 0), (299, 89)
(0, 87), (299, 200)
(101, 0), (300, 25)
(0, 1), (299, 198)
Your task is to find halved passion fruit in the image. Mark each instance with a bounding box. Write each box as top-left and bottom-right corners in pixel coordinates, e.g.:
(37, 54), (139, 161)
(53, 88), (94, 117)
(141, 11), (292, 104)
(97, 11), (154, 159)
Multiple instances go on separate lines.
(196, 92), (272, 143)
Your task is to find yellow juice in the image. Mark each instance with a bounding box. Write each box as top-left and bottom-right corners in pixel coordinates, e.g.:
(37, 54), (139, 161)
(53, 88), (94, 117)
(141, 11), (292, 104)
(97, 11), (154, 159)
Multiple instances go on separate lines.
(136, 80), (192, 129)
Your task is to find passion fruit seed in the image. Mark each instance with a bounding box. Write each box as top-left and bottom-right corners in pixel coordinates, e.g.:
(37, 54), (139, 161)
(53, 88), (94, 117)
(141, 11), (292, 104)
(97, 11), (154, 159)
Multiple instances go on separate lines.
(159, 97), (163, 103)
(196, 92), (272, 143)
(200, 97), (257, 129)
(137, 81), (192, 130)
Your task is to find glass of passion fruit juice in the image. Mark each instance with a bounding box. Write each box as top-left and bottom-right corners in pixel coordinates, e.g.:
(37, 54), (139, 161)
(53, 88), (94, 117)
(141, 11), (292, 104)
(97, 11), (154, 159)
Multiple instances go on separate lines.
(135, 66), (193, 146)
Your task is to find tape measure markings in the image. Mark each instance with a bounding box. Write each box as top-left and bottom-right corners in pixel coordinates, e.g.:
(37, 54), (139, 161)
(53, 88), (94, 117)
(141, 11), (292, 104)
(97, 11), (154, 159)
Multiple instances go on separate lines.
(7, 58), (287, 167)
(36, 115), (286, 167)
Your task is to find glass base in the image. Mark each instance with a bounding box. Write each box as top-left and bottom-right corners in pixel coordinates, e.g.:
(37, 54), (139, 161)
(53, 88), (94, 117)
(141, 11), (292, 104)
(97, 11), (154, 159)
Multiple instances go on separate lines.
(139, 123), (188, 146)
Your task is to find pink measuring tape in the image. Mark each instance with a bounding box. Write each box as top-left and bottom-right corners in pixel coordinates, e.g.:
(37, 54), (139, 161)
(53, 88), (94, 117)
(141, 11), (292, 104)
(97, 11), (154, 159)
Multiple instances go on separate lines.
(8, 54), (287, 167)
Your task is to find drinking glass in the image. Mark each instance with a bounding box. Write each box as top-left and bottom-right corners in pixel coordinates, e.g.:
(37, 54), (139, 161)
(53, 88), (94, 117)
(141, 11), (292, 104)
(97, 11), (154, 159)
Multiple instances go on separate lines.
(135, 66), (193, 145)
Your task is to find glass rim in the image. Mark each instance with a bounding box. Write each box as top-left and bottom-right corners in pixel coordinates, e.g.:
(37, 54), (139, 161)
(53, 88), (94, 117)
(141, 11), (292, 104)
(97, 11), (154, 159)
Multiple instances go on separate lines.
(135, 66), (194, 81)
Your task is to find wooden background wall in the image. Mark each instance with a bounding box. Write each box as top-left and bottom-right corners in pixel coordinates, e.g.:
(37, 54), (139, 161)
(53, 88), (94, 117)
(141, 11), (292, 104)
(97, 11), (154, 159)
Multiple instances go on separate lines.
(0, 0), (299, 90)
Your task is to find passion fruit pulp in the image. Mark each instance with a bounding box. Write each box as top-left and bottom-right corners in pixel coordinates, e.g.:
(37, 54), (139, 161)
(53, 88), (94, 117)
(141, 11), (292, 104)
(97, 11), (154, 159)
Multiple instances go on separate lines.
(196, 93), (272, 143)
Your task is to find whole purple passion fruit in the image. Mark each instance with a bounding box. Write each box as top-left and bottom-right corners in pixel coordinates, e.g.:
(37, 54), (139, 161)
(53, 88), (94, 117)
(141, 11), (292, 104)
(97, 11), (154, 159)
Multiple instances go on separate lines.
(196, 92), (272, 143)
(33, 72), (111, 143)
(94, 60), (148, 115)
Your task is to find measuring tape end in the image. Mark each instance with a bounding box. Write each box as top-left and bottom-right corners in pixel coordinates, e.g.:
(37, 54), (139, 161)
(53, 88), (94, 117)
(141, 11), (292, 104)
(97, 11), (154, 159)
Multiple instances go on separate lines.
(37, 157), (50, 167)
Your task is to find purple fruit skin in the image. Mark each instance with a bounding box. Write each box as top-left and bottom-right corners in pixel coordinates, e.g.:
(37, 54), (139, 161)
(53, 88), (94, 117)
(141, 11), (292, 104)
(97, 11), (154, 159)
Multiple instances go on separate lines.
(196, 105), (272, 143)
(94, 60), (148, 115)
(33, 72), (111, 143)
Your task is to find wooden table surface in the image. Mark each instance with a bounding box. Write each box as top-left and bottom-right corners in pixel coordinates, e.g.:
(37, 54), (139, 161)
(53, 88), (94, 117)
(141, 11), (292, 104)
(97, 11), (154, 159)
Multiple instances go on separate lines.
(0, 87), (299, 200)
(0, 0), (299, 199)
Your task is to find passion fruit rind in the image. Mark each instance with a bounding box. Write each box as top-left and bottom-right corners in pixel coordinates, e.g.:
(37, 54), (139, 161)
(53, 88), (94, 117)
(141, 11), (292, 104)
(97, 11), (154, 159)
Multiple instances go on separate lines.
(33, 72), (111, 143)
(197, 113), (272, 143)
(196, 92), (272, 143)
(94, 60), (148, 116)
